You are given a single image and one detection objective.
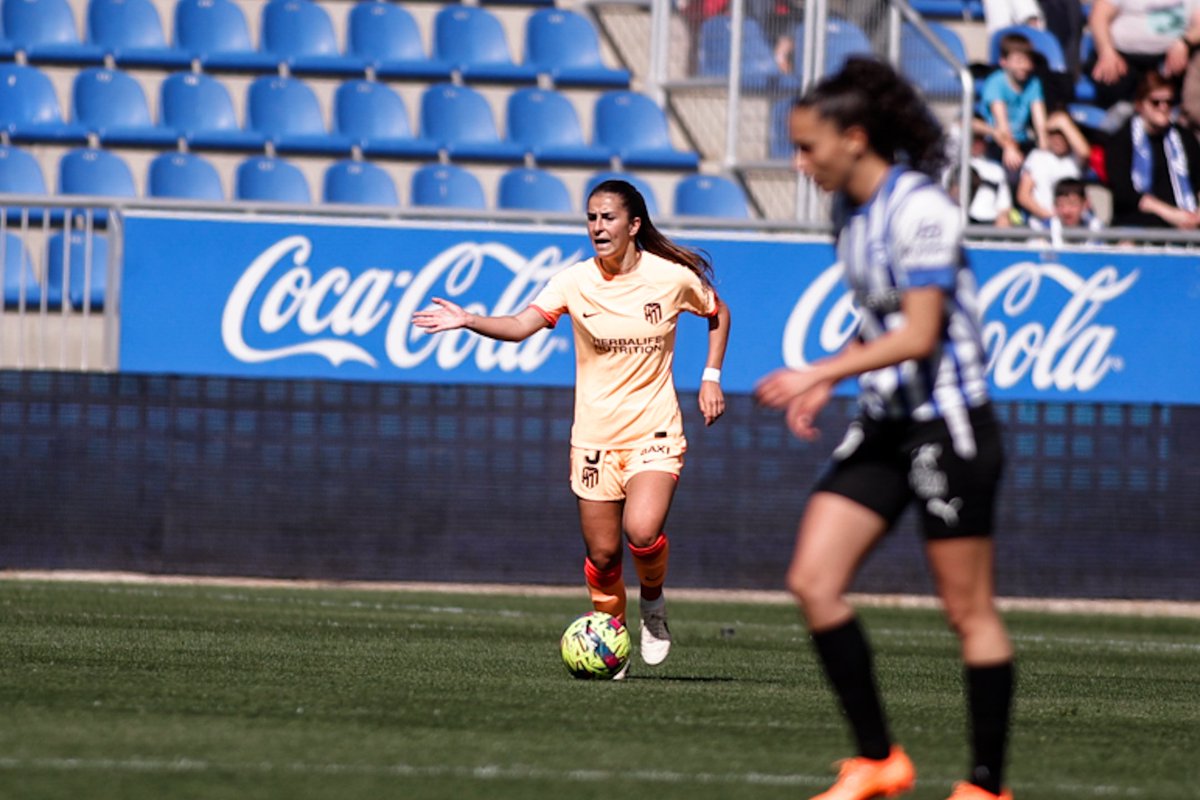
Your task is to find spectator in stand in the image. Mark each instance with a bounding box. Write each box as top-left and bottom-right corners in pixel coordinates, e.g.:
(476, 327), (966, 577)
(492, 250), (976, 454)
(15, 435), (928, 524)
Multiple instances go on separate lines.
(948, 120), (1018, 227)
(983, 0), (1044, 37)
(747, 0), (806, 74)
(985, 0), (1083, 102)
(978, 33), (1050, 178)
(1040, 0), (1087, 80)
(1016, 110), (1092, 227)
(1046, 177), (1106, 244)
(1104, 71), (1200, 228)
(1087, 0), (1200, 110)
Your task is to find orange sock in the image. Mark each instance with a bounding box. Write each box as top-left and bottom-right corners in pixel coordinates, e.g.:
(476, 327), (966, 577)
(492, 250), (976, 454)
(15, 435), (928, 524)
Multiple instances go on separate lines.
(583, 557), (627, 621)
(628, 532), (669, 592)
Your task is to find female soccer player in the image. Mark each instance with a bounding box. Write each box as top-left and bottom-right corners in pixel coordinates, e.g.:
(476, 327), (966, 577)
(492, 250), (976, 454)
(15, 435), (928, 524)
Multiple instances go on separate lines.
(755, 58), (1015, 800)
(414, 179), (731, 673)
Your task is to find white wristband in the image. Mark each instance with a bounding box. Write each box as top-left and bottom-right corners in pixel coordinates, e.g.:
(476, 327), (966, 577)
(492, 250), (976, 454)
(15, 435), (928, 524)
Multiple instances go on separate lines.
(701, 367), (722, 384)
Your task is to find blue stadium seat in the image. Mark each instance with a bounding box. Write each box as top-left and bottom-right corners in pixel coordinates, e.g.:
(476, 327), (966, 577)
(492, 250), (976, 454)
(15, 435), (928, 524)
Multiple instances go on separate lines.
(900, 21), (967, 99)
(0, 144), (58, 225)
(1067, 102), (1107, 133)
(791, 17), (871, 76)
(0, 145), (46, 193)
(147, 151), (224, 200)
(988, 24), (1066, 71)
(87, 0), (191, 67)
(323, 159), (399, 206)
(0, 63), (89, 143)
(524, 9), (629, 88)
(909, 0), (973, 18)
(59, 147), (137, 197)
(673, 174), (749, 219)
(334, 79), (440, 159)
(433, 5), (538, 83)
(410, 163), (486, 209)
(160, 71), (267, 151)
(235, 155), (311, 203)
(584, 171), (659, 217)
(174, 0), (277, 71)
(347, 1), (453, 81)
(261, 0), (367, 76)
(497, 167), (572, 212)
(247, 75), (353, 155)
(72, 67), (180, 146)
(506, 88), (613, 166)
(2, 232), (41, 309)
(698, 15), (799, 92)
(593, 91), (699, 170)
(45, 230), (108, 309)
(3, 0), (105, 63)
(420, 83), (525, 162)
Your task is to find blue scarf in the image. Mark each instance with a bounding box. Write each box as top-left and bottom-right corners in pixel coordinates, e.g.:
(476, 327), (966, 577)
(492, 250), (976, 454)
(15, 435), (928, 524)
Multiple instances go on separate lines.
(1131, 116), (1198, 212)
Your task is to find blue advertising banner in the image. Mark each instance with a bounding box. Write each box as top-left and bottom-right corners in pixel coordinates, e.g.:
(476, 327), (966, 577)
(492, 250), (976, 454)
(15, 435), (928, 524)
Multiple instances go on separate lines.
(120, 212), (1200, 404)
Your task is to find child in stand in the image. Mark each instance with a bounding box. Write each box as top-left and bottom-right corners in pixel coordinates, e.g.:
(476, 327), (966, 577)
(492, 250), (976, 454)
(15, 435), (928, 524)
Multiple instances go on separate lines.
(1047, 177), (1105, 245)
(978, 32), (1050, 179)
(1016, 110), (1092, 228)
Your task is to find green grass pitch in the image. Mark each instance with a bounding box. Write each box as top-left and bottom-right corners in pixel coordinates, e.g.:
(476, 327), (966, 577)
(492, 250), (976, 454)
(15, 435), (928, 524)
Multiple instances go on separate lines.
(2, 579), (1197, 799)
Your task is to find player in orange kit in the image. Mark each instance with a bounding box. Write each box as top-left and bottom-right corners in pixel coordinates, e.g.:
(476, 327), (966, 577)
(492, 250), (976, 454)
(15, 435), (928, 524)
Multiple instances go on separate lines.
(414, 179), (731, 674)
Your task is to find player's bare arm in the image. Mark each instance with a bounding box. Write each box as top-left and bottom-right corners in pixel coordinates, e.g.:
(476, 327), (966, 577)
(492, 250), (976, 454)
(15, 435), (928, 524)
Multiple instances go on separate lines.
(413, 298), (548, 341)
(698, 299), (731, 426)
(756, 287), (943, 412)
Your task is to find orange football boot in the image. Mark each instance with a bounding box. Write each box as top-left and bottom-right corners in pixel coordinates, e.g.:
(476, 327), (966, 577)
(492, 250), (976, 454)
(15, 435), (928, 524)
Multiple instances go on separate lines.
(809, 745), (916, 800)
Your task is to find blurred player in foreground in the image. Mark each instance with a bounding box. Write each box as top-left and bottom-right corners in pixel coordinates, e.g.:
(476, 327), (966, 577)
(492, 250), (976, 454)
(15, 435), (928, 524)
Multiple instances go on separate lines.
(755, 58), (1016, 800)
(415, 179), (730, 674)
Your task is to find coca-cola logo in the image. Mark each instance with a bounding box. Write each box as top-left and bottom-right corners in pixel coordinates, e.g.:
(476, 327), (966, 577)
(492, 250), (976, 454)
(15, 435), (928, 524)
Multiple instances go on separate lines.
(221, 236), (580, 373)
(783, 260), (1138, 393)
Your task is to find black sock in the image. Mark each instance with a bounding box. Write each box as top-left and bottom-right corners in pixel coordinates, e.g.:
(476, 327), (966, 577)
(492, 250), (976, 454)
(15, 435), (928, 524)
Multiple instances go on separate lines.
(811, 617), (891, 760)
(966, 661), (1015, 795)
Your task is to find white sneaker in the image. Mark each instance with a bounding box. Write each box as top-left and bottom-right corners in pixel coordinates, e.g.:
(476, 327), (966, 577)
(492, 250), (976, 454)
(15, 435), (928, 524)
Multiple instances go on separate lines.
(612, 660), (630, 681)
(639, 596), (671, 665)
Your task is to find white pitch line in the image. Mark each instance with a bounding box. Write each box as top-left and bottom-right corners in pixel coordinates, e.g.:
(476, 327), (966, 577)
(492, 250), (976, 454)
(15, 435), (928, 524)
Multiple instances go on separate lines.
(0, 756), (1147, 796)
(7, 585), (1198, 655)
(3, 570), (1199, 619)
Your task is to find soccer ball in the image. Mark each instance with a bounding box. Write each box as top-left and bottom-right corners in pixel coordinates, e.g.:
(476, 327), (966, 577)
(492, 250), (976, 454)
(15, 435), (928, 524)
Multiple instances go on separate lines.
(559, 611), (630, 679)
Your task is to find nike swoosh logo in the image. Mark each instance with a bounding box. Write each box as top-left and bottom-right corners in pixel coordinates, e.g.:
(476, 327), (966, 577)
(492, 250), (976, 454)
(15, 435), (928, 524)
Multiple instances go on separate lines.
(582, 311), (601, 318)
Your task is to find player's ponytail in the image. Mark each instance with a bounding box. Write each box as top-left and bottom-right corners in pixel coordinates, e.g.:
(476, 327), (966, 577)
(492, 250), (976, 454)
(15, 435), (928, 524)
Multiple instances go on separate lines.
(795, 56), (947, 179)
(588, 180), (714, 287)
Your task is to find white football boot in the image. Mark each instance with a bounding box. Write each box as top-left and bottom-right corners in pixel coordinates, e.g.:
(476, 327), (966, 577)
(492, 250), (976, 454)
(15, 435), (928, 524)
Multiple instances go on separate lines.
(638, 595), (671, 665)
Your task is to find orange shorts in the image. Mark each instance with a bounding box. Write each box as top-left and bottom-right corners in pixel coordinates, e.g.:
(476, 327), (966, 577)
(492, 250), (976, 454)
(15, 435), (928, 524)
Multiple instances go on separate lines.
(569, 441), (685, 501)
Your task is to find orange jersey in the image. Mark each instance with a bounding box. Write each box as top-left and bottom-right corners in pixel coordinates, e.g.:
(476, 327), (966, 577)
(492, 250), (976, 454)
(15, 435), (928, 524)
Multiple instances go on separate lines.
(530, 251), (718, 450)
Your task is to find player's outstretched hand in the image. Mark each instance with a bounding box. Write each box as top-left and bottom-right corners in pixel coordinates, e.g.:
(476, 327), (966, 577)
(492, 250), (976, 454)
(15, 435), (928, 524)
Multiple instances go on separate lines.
(413, 297), (470, 333)
(698, 381), (725, 426)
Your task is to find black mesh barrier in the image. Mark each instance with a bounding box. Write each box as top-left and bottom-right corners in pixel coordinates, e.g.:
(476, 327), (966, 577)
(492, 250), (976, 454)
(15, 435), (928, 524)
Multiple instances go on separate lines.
(1, 370), (1197, 600)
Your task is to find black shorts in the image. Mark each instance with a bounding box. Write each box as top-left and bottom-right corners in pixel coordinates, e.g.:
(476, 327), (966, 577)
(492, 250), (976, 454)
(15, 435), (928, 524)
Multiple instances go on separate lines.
(814, 404), (1005, 540)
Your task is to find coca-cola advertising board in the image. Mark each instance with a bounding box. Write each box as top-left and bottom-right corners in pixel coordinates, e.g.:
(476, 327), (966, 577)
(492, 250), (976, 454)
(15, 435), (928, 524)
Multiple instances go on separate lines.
(120, 213), (1200, 404)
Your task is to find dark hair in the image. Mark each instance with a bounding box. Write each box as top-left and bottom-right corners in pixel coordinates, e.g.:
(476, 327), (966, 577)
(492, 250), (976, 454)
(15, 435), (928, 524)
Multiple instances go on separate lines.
(1135, 69), (1174, 103)
(1053, 177), (1086, 199)
(587, 179), (714, 286)
(792, 57), (947, 179)
(998, 32), (1034, 60)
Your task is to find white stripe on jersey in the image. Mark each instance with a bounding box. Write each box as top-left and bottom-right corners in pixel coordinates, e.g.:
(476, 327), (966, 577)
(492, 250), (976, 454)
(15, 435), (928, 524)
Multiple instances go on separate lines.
(834, 167), (990, 439)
